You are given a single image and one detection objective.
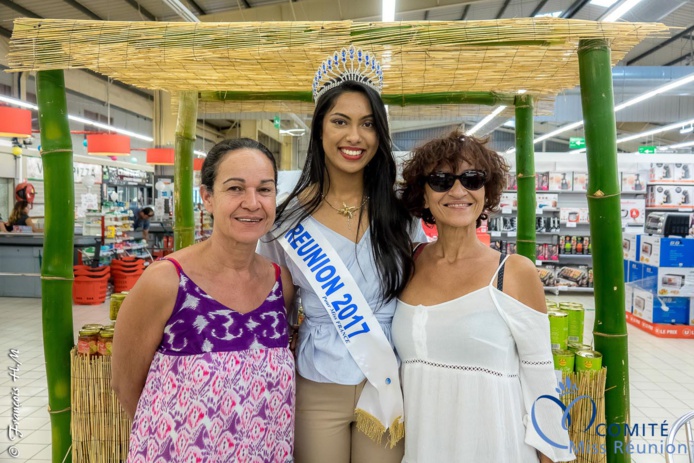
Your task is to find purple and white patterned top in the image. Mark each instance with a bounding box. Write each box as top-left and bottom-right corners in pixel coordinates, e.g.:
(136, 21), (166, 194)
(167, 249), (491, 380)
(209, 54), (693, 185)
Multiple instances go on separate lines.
(127, 258), (295, 463)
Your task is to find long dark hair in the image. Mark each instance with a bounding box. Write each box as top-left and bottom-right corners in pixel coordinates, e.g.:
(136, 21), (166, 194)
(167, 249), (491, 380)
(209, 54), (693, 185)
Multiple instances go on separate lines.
(9, 200), (29, 225)
(275, 81), (414, 301)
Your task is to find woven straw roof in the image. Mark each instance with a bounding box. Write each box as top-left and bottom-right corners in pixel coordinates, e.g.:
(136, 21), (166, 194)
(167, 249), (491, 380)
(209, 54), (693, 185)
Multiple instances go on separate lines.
(8, 18), (668, 119)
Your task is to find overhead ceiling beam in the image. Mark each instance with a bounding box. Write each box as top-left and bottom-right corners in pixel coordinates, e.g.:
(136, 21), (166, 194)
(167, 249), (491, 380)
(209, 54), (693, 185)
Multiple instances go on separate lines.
(199, 0), (491, 22)
(627, 25), (694, 65)
(0, 0), (41, 18)
(121, 0), (157, 20)
(560, 0), (590, 19)
(0, 26), (12, 38)
(530, 0), (549, 17)
(62, 0), (102, 20)
(495, 0), (511, 19)
(241, 0), (252, 8)
(664, 52), (693, 67)
(460, 4), (470, 20)
(424, 10), (429, 19)
(186, 0), (207, 15)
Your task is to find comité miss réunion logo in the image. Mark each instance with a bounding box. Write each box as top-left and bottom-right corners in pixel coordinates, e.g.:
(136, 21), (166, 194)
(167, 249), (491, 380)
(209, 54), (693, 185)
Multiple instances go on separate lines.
(531, 377), (597, 450)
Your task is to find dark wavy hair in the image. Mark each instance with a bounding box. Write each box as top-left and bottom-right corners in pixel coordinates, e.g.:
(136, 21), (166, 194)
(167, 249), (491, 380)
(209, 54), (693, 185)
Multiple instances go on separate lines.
(274, 81), (414, 302)
(201, 138), (278, 193)
(9, 200), (29, 225)
(400, 130), (509, 228)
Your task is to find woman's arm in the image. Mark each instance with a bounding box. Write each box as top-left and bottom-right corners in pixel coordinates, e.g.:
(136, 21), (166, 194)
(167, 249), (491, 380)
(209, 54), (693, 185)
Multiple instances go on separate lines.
(280, 264), (295, 310)
(502, 254), (547, 314)
(25, 217), (42, 233)
(111, 261), (178, 419)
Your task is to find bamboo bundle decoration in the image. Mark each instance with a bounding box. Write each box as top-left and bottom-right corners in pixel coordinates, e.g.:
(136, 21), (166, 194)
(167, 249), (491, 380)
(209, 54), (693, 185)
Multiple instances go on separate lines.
(71, 349), (132, 462)
(559, 368), (608, 463)
(8, 18), (669, 100)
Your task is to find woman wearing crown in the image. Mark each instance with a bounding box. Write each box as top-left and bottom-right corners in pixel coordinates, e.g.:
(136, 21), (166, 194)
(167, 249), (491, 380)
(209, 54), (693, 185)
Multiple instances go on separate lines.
(259, 46), (424, 462)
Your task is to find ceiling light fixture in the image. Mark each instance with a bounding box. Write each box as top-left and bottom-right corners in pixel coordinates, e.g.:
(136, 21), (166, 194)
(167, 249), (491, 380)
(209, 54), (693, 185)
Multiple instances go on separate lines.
(662, 140), (694, 150)
(680, 125), (694, 134)
(506, 72), (694, 154)
(0, 95), (154, 142)
(590, 0), (619, 8)
(617, 117), (694, 144)
(382, 0), (396, 21)
(602, 0), (643, 22)
(467, 106), (507, 136)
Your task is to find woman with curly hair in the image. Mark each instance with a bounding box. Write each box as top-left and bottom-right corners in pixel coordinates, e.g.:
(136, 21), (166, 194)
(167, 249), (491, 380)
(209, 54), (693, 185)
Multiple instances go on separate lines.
(393, 130), (574, 463)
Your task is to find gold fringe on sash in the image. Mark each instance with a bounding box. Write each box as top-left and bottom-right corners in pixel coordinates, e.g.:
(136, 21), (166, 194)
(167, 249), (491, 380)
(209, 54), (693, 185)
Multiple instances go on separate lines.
(355, 409), (406, 448)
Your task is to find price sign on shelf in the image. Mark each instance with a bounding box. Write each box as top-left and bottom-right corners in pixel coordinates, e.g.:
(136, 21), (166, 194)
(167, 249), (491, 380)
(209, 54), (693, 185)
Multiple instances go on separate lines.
(502, 207), (513, 214)
(566, 222), (577, 228)
(507, 231), (517, 237)
(491, 231), (501, 237)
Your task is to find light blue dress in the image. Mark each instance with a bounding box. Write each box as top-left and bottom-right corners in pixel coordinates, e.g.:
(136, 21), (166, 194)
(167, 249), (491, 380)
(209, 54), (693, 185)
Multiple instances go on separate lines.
(258, 215), (426, 385)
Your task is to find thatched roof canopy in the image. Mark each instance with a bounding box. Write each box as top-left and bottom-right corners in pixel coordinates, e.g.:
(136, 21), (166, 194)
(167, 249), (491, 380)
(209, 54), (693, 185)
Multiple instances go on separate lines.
(8, 18), (669, 116)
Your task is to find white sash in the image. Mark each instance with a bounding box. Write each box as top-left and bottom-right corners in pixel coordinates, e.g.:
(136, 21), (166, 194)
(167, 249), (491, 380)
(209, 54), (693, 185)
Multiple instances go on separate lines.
(279, 220), (404, 447)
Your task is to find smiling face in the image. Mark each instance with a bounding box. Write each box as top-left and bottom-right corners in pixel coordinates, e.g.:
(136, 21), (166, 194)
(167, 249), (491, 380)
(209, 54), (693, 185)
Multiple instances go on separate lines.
(201, 148), (277, 244)
(321, 91), (378, 177)
(424, 161), (486, 229)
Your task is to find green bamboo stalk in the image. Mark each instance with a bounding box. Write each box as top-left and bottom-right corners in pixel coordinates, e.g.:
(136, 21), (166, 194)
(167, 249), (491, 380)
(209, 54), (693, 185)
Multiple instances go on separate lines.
(36, 69), (74, 463)
(578, 38), (629, 463)
(202, 90), (516, 106)
(514, 94), (536, 261)
(174, 91), (197, 250)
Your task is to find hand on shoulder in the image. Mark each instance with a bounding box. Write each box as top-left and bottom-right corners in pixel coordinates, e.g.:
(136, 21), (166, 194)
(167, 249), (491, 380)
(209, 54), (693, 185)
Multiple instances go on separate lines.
(501, 253), (547, 314)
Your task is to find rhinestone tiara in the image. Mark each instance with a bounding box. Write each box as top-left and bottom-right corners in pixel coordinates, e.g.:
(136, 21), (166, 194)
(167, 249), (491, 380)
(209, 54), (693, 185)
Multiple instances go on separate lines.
(312, 46), (384, 102)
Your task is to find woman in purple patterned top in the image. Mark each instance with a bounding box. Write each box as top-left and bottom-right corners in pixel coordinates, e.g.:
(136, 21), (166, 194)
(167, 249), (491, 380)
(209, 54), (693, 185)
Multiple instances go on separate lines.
(112, 138), (296, 462)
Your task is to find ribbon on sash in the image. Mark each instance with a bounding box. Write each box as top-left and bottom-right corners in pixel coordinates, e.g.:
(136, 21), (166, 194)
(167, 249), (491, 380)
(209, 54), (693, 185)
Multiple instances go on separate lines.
(279, 220), (404, 447)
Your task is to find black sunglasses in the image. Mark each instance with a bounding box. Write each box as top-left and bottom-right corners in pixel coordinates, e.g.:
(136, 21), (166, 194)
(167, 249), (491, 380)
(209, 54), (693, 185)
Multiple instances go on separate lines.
(425, 170), (487, 192)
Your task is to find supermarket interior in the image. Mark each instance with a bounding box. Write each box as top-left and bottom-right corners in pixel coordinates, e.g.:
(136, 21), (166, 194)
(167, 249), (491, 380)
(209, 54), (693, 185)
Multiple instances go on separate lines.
(2, 0), (694, 462)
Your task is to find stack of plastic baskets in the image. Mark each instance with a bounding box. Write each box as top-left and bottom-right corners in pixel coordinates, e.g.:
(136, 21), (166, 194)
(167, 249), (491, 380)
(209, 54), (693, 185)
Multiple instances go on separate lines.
(73, 265), (111, 305)
(111, 257), (145, 293)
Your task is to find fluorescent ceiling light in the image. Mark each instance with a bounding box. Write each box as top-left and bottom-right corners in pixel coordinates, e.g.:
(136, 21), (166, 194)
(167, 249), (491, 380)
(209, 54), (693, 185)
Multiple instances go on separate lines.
(194, 150), (207, 157)
(467, 106), (507, 136)
(680, 125), (693, 134)
(503, 119), (515, 128)
(506, 71), (694, 154)
(0, 95), (153, 142)
(617, 117), (694, 144)
(517, 89), (527, 94)
(535, 11), (563, 18)
(382, 0), (396, 21)
(602, 0), (643, 22)
(663, 140), (694, 150)
(590, 0), (619, 7)
(614, 73), (694, 112)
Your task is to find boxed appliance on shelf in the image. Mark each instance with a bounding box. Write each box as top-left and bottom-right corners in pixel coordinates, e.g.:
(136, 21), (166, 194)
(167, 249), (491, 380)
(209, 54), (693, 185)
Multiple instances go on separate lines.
(536, 217), (560, 233)
(573, 172), (588, 192)
(676, 186), (693, 206)
(631, 287), (690, 325)
(549, 172), (572, 191)
(505, 172), (517, 191)
(650, 163), (676, 182)
(555, 265), (592, 288)
(536, 172), (549, 191)
(674, 163), (694, 182)
(559, 235), (591, 255)
(536, 194), (558, 208)
(647, 185), (677, 208)
(621, 171), (647, 192)
(499, 193), (517, 209)
(625, 284), (633, 313)
(657, 267), (694, 297)
(638, 236), (694, 267)
(560, 208), (590, 224)
(627, 261), (644, 285)
(622, 234), (641, 262)
(537, 265), (556, 287)
(536, 243), (559, 261)
(621, 199), (645, 232)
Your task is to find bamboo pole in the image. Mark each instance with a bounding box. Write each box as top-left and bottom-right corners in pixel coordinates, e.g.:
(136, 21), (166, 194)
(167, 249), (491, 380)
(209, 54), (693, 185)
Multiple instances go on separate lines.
(36, 69), (74, 463)
(174, 91), (197, 250)
(203, 90), (517, 106)
(514, 94), (536, 261)
(577, 38), (629, 463)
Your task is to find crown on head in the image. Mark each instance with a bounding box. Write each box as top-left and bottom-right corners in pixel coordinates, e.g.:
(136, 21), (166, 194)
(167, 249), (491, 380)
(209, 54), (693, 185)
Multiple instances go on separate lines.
(312, 46), (384, 102)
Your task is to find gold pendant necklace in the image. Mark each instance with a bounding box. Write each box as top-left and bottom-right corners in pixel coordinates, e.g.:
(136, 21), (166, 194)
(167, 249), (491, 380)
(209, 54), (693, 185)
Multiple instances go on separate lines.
(322, 195), (369, 229)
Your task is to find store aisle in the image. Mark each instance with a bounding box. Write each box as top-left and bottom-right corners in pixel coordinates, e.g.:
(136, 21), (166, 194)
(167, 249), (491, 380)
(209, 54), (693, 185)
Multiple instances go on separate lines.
(1, 296), (693, 462)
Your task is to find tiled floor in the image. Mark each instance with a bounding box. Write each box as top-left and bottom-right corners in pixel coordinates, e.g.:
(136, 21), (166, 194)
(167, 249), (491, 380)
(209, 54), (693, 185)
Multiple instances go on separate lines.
(1, 295), (693, 462)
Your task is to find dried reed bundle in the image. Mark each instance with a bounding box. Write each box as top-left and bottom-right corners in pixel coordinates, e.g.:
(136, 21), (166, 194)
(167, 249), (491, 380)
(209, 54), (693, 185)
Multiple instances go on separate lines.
(71, 349), (131, 463)
(8, 18), (669, 98)
(559, 367), (608, 463)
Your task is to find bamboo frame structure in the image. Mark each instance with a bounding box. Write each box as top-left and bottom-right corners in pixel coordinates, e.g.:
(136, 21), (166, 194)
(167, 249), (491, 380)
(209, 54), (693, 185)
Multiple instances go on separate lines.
(578, 39), (629, 463)
(36, 70), (75, 463)
(174, 91), (198, 250)
(514, 94), (536, 261)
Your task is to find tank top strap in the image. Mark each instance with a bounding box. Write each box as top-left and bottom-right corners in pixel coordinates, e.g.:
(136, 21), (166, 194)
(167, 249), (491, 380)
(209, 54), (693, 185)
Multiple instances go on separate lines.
(272, 262), (281, 281)
(412, 242), (429, 261)
(158, 257), (183, 278)
(489, 253), (511, 289)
